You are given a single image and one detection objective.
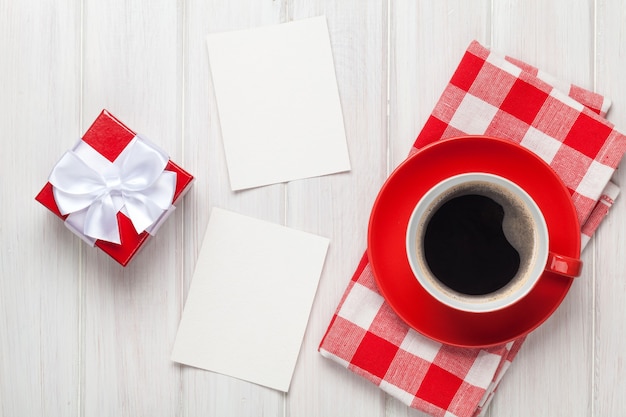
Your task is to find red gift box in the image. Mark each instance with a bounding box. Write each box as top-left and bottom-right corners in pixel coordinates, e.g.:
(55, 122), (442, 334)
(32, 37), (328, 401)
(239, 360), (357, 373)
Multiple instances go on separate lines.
(36, 110), (194, 266)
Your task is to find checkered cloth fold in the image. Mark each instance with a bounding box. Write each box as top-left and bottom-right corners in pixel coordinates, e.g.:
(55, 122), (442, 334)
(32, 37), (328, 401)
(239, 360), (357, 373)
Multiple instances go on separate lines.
(319, 41), (626, 417)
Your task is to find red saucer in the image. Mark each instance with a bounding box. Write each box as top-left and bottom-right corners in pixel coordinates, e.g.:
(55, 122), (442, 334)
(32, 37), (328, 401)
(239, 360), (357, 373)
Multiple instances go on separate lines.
(367, 136), (581, 347)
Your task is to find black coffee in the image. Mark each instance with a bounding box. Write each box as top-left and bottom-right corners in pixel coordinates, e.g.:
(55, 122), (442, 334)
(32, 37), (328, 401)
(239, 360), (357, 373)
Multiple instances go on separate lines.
(423, 194), (521, 295)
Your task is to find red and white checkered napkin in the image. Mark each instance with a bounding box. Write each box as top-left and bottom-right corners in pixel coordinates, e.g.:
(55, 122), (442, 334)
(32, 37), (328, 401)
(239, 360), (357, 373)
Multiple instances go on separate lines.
(319, 41), (626, 417)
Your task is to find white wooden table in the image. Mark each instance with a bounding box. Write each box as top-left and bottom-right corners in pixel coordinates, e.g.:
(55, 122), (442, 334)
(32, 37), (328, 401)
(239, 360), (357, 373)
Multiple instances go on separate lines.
(2, 1), (625, 416)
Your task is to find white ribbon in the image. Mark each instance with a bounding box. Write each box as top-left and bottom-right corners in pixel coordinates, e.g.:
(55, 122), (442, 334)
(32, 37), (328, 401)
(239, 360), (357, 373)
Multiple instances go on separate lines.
(48, 136), (177, 245)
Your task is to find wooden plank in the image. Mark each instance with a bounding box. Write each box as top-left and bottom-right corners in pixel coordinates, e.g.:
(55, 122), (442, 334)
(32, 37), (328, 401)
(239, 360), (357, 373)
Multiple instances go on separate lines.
(7, 1), (626, 416)
(387, 1), (489, 416)
(489, 1), (594, 416)
(179, 1), (286, 416)
(390, 0), (491, 165)
(284, 2), (389, 416)
(0, 1), (81, 416)
(80, 1), (184, 415)
(593, 1), (626, 415)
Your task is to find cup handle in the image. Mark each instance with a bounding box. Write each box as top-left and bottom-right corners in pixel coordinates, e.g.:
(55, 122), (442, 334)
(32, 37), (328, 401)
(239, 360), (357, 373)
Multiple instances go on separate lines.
(546, 251), (583, 278)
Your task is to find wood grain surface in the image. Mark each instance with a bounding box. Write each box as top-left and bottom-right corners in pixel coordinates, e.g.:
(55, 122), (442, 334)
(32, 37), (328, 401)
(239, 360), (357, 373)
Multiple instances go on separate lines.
(1, 1), (625, 416)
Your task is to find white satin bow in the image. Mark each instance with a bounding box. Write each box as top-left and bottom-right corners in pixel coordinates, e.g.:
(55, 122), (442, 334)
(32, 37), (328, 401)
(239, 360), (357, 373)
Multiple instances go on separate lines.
(49, 137), (177, 244)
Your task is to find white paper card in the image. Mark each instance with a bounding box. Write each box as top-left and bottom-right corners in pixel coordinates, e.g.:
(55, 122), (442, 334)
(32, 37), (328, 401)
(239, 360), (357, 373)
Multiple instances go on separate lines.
(171, 207), (329, 392)
(207, 16), (351, 190)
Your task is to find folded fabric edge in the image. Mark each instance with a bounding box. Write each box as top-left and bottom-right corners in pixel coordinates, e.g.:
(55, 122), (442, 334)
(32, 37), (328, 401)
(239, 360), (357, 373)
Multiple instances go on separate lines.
(318, 253), (368, 350)
(489, 42), (610, 117)
(320, 342), (515, 417)
(318, 347), (415, 409)
(581, 180), (621, 249)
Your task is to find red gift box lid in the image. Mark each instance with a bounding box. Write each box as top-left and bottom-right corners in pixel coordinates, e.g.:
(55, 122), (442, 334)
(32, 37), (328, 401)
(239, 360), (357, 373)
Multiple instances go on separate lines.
(35, 110), (194, 266)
